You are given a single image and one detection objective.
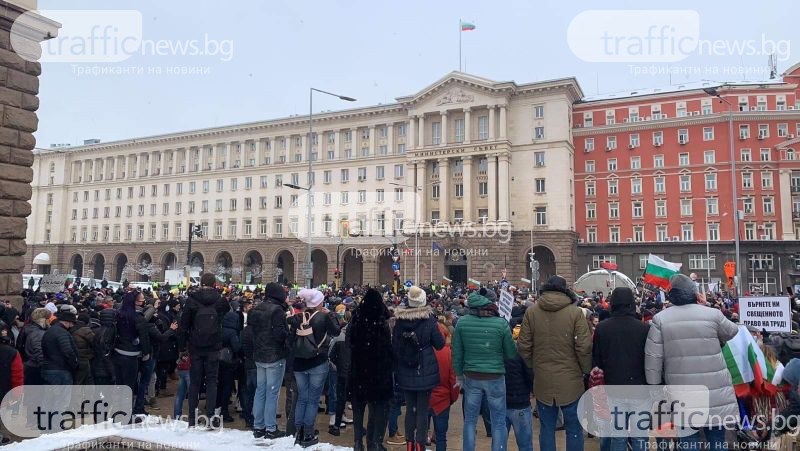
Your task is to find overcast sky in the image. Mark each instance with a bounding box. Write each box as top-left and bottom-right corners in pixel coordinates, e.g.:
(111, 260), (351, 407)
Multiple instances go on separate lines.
(34, 0), (798, 148)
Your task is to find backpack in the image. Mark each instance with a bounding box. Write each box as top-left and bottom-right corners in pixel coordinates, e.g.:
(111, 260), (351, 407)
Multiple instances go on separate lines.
(293, 311), (327, 359)
(93, 313), (117, 359)
(192, 303), (221, 350)
(397, 330), (421, 369)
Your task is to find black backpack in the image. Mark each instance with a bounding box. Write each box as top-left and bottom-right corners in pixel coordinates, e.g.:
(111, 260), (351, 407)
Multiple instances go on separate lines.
(398, 330), (421, 369)
(294, 311), (327, 359)
(192, 303), (221, 350)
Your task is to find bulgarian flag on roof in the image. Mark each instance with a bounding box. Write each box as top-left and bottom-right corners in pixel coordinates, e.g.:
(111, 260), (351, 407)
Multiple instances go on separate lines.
(460, 20), (476, 31)
(642, 254), (682, 290)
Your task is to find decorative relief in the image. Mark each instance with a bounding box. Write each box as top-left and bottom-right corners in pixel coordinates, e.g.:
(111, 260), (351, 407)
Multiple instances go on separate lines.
(436, 88), (475, 106)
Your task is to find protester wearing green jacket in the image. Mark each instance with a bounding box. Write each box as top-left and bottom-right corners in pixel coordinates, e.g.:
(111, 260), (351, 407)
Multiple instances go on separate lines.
(452, 291), (516, 451)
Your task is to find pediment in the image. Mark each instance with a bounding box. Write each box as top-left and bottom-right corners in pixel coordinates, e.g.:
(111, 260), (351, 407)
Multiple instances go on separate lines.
(396, 72), (514, 114)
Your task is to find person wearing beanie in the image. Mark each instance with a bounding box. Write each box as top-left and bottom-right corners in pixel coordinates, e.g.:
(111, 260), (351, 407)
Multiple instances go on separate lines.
(287, 287), (340, 447)
(41, 304), (79, 387)
(644, 273), (739, 448)
(70, 311), (96, 385)
(392, 286), (445, 451)
(452, 292), (516, 451)
(517, 275), (590, 451)
(591, 287), (649, 450)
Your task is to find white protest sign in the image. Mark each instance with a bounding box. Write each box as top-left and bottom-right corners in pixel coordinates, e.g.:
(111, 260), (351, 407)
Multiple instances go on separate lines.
(499, 289), (514, 321)
(38, 274), (69, 293)
(739, 296), (792, 333)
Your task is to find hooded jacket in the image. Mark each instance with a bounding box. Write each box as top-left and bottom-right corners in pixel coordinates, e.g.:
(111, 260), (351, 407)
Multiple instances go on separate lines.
(220, 310), (242, 355)
(179, 287), (229, 354)
(249, 295), (289, 364)
(517, 289), (592, 406)
(21, 313), (49, 368)
(41, 320), (79, 373)
(392, 305), (445, 392)
(452, 293), (516, 377)
(592, 306), (649, 385)
(644, 302), (739, 426)
(347, 290), (393, 402)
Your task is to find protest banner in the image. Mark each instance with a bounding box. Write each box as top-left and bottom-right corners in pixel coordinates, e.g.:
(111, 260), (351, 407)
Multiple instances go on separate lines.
(739, 296), (791, 333)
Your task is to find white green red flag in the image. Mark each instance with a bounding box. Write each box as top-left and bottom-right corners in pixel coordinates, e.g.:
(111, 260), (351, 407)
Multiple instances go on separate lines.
(642, 254), (682, 290)
(460, 20), (476, 31)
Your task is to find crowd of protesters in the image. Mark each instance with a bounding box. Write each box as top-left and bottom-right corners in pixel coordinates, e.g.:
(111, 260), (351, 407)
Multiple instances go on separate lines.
(1, 271), (800, 450)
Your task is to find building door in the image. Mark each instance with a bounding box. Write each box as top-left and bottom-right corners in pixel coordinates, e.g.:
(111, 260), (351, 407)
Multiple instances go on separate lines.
(445, 248), (468, 283)
(448, 265), (467, 284)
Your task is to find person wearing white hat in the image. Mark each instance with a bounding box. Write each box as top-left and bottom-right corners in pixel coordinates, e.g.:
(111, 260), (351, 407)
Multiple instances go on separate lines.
(288, 288), (340, 447)
(393, 286), (444, 450)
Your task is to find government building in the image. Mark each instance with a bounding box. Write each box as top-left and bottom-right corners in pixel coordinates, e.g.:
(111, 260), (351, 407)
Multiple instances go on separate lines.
(26, 72), (583, 287)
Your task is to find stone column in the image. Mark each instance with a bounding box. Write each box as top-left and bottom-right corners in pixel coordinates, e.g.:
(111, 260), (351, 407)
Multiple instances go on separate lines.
(386, 122), (394, 155)
(416, 161), (427, 223)
(368, 125), (376, 156)
(463, 108), (471, 144)
(498, 153), (510, 222)
(332, 131), (340, 160)
(499, 105), (507, 140)
(462, 156), (473, 222)
(440, 111), (448, 146)
(0, 1), (59, 307)
(439, 158), (449, 223)
(160, 150), (168, 175)
(488, 106), (496, 140)
(408, 117), (416, 150)
(418, 114), (425, 148)
(487, 154), (498, 222)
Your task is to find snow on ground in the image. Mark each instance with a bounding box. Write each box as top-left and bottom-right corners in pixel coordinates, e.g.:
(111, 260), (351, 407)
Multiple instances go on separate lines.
(4, 416), (353, 451)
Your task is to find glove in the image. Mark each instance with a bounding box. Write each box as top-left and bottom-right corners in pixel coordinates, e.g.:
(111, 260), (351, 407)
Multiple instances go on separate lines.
(454, 376), (464, 389)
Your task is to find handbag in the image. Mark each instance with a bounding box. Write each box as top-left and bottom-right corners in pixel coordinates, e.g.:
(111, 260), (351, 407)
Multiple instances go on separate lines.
(219, 346), (234, 364)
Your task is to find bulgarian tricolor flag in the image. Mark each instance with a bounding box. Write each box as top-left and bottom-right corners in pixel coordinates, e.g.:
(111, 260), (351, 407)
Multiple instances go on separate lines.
(642, 254), (682, 290)
(722, 326), (766, 397)
(460, 20), (476, 31)
(467, 278), (481, 289)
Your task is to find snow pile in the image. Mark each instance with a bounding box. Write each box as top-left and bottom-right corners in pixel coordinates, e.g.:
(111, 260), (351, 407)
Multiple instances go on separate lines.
(5, 416), (353, 451)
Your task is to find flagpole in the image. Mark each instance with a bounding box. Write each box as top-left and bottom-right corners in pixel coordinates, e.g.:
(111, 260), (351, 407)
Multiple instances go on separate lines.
(458, 18), (462, 71)
(430, 246), (433, 283)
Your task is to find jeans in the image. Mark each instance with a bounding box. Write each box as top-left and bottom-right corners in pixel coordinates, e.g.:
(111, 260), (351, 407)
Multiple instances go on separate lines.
(326, 365), (337, 415)
(678, 426), (726, 451)
(601, 436), (649, 451)
(42, 369), (73, 421)
(173, 369), (190, 418)
(403, 390), (432, 444)
(462, 376), (507, 451)
(294, 362), (329, 430)
(387, 392), (402, 436)
(353, 398), (389, 448)
(285, 371), (298, 435)
(187, 351), (220, 426)
(538, 399), (583, 451)
(253, 359), (286, 432)
(506, 406), (534, 451)
(134, 356), (156, 414)
(430, 407), (450, 451)
(112, 353), (139, 413)
(242, 368), (257, 426)
(216, 362), (236, 416)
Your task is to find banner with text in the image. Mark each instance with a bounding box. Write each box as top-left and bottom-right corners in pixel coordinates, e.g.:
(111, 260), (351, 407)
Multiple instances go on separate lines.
(739, 296), (791, 333)
(499, 289), (514, 321)
(38, 274), (69, 293)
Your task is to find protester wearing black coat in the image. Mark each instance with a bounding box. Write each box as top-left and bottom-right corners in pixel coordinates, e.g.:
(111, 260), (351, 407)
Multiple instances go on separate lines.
(41, 320), (79, 375)
(592, 287), (649, 385)
(249, 293), (289, 364)
(504, 353), (533, 410)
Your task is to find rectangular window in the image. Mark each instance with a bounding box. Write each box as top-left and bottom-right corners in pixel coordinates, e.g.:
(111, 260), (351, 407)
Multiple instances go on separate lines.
(609, 202), (619, 219)
(653, 131), (663, 146)
(705, 173), (717, 191)
(585, 138), (595, 152)
(681, 199), (692, 217)
(478, 116), (489, 140)
(679, 153), (690, 166)
(586, 203), (596, 219)
(680, 174), (691, 192)
(631, 177), (642, 194)
(609, 227), (620, 243)
(708, 223), (720, 241)
(703, 127), (714, 141)
(632, 201), (643, 218)
(534, 152), (545, 167)
(606, 136), (617, 150)
(535, 178), (546, 193)
(654, 155), (664, 168)
(534, 105), (544, 119)
(656, 225), (668, 242)
(592, 255), (617, 270)
(394, 164), (404, 178)
(760, 148), (771, 161)
(431, 122), (441, 144)
(654, 176), (665, 193)
(608, 179), (618, 196)
(586, 228), (597, 243)
(585, 181), (595, 197)
(681, 224), (693, 241)
(454, 118), (465, 142)
(707, 198), (719, 215)
(607, 159), (617, 172)
(689, 254), (716, 270)
(534, 127), (545, 140)
(629, 134), (640, 147)
(704, 150), (715, 164)
(656, 200), (667, 217)
(585, 160), (595, 173)
(535, 206), (547, 225)
(630, 156), (640, 170)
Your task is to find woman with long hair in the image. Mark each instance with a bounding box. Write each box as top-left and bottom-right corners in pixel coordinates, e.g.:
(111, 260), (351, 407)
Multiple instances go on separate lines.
(113, 291), (149, 417)
(348, 288), (394, 451)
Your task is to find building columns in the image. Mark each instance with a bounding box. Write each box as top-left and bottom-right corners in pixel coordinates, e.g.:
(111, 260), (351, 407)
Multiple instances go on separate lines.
(439, 158), (449, 223)
(498, 153), (510, 222)
(418, 115), (425, 148)
(462, 156), (473, 223)
(487, 154), (498, 222)
(408, 117), (416, 150)
(499, 105), (507, 140)
(440, 111), (448, 146)
(386, 123), (394, 155)
(488, 106), (496, 140)
(464, 108), (471, 144)
(416, 161), (427, 223)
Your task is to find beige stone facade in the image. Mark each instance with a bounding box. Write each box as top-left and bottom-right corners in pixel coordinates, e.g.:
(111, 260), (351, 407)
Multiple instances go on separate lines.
(27, 72), (582, 286)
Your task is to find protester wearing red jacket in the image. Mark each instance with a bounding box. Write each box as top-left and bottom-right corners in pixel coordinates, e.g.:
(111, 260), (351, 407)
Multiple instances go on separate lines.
(428, 323), (459, 451)
(0, 328), (23, 444)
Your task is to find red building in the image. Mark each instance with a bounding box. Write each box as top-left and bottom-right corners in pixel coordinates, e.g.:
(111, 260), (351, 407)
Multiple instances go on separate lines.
(573, 64), (800, 294)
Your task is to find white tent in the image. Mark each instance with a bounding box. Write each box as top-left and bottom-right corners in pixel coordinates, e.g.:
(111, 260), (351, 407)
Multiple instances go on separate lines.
(32, 252), (50, 265)
(573, 269), (637, 295)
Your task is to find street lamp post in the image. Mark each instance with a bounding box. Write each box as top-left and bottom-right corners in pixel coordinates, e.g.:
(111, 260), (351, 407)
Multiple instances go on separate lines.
(390, 181), (439, 284)
(691, 198), (712, 288)
(298, 88), (356, 288)
(186, 223), (202, 286)
(704, 86), (741, 295)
